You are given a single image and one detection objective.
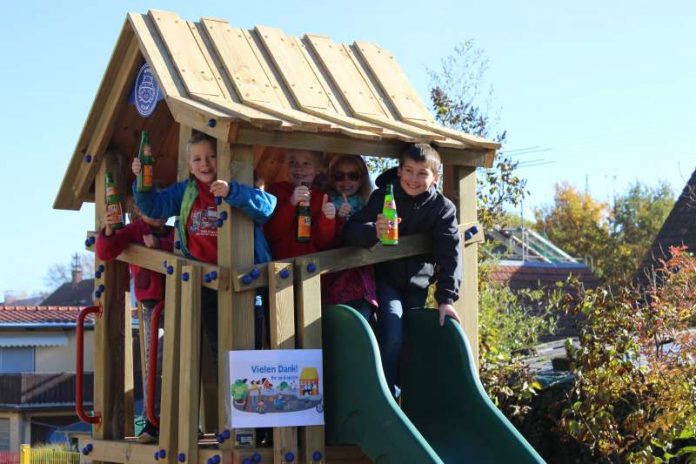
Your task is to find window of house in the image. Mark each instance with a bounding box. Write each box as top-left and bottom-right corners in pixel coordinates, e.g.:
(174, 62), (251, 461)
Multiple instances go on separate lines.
(0, 347), (35, 373)
(0, 418), (9, 451)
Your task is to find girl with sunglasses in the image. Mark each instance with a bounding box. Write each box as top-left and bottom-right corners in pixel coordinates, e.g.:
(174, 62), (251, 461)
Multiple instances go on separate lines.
(322, 155), (378, 322)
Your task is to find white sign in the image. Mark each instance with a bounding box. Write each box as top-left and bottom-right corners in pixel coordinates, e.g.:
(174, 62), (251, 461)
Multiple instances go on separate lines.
(228, 349), (324, 428)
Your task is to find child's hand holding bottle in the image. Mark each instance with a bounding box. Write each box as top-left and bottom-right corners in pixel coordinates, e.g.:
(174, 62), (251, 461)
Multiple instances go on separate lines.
(291, 184), (311, 206)
(103, 209), (122, 237)
(132, 157), (142, 175)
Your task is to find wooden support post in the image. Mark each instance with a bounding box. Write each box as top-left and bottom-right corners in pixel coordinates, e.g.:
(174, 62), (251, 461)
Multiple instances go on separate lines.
(179, 124), (216, 431)
(124, 292), (134, 438)
(269, 262), (298, 464)
(178, 265), (202, 464)
(454, 166), (479, 365)
(93, 159), (129, 451)
(217, 143), (256, 438)
(295, 258), (325, 464)
(158, 259), (184, 464)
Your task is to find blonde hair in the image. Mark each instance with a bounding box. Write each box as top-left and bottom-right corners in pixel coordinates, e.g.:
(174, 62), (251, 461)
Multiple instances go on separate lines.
(328, 155), (373, 202)
(186, 131), (216, 156)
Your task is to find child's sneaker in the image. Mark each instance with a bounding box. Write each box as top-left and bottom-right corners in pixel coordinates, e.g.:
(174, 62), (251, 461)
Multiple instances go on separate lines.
(137, 421), (159, 444)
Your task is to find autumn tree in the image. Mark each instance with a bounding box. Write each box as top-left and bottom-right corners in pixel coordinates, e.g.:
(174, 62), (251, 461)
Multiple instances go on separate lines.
(534, 183), (611, 277)
(534, 181), (674, 285)
(606, 181), (674, 285)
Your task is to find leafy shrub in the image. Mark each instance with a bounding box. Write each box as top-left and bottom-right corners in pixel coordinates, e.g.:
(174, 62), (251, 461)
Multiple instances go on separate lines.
(561, 246), (696, 463)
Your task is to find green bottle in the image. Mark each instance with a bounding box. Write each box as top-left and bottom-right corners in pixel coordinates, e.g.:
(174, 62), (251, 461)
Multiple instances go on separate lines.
(105, 171), (125, 230)
(136, 131), (154, 192)
(381, 184), (398, 245)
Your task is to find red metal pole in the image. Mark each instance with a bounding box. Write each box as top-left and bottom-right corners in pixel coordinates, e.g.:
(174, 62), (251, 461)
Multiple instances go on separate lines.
(75, 305), (102, 425)
(146, 301), (165, 428)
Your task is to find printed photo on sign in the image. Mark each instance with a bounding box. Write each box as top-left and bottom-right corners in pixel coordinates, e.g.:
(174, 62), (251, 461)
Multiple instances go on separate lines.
(228, 349), (324, 428)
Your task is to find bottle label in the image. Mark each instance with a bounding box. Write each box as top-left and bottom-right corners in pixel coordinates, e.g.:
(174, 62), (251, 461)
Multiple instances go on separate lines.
(106, 202), (124, 228)
(142, 165), (153, 188)
(106, 186), (118, 197)
(297, 215), (311, 240)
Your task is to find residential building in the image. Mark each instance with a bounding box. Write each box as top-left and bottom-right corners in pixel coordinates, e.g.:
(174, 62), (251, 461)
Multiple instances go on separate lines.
(0, 306), (94, 452)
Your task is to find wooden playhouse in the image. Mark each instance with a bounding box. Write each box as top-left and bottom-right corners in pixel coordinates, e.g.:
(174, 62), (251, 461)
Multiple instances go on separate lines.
(54, 9), (502, 464)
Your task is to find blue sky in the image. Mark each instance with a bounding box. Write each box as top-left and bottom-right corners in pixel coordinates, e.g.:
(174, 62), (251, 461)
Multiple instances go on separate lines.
(1, 0), (694, 296)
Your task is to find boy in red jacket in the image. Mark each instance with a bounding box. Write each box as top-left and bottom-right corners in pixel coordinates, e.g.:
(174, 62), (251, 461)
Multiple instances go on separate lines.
(96, 204), (174, 443)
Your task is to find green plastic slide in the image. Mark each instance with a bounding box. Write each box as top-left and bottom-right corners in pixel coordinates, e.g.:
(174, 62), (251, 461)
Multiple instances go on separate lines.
(322, 305), (545, 463)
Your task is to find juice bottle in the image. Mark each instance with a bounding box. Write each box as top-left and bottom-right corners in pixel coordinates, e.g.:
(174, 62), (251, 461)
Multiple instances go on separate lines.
(296, 183), (311, 242)
(381, 184), (398, 245)
(105, 171), (125, 230)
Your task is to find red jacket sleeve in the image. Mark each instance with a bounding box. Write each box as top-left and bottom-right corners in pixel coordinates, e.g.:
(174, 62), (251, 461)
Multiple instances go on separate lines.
(156, 227), (175, 252)
(264, 183), (295, 243)
(95, 224), (140, 261)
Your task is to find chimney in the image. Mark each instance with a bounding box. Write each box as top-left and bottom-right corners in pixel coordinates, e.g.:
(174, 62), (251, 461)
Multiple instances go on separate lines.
(71, 253), (83, 284)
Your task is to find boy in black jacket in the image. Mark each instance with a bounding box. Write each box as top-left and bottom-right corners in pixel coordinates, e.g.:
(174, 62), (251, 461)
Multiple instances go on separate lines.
(344, 143), (462, 398)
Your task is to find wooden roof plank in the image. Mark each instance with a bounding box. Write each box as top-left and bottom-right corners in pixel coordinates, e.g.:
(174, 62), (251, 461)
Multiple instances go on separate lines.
(305, 35), (386, 118)
(128, 13), (184, 98)
(55, 20), (137, 210)
(353, 41), (433, 122)
(241, 29), (299, 110)
(71, 34), (142, 202)
(255, 25), (333, 111)
(403, 119), (501, 150)
(201, 18), (281, 106)
(186, 20), (234, 104)
(167, 96), (285, 129)
(148, 10), (225, 99)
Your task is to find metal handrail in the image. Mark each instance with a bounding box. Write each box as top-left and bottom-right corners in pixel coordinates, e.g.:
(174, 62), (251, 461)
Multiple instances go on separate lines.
(146, 301), (165, 428)
(76, 305), (102, 425)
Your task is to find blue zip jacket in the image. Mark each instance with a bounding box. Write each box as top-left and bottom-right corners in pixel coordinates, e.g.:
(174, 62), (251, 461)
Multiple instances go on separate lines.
(133, 179), (276, 264)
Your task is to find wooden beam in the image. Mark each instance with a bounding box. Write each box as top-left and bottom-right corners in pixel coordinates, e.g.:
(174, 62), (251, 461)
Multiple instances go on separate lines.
(235, 127), (488, 166)
(158, 259), (184, 464)
(232, 222), (479, 292)
(268, 262), (298, 463)
(216, 143), (257, 440)
(71, 34), (142, 204)
(74, 438), (238, 464)
(92, 162), (129, 449)
(455, 166), (479, 365)
(295, 258), (324, 464)
(54, 21), (136, 211)
(115, 244), (228, 291)
(178, 264), (202, 464)
(167, 96), (240, 142)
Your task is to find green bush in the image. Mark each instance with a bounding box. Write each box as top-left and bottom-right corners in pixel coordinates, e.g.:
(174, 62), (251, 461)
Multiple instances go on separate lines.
(560, 246), (696, 463)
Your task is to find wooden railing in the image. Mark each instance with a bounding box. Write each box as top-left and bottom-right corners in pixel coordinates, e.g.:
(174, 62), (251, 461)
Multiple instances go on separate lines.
(231, 221), (482, 291)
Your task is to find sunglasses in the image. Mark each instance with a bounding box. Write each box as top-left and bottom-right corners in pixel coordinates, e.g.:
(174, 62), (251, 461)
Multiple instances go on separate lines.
(333, 171), (360, 181)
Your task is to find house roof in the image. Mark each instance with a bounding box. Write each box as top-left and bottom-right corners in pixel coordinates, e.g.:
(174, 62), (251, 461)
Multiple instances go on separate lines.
(55, 9), (499, 210)
(0, 306), (91, 325)
(488, 261), (599, 291)
(40, 279), (94, 307)
(637, 167), (696, 283)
